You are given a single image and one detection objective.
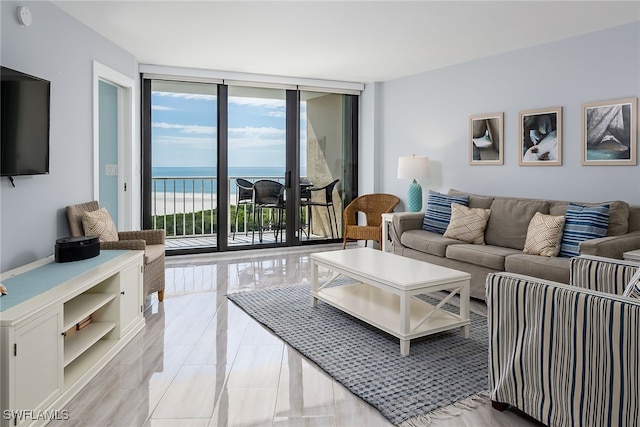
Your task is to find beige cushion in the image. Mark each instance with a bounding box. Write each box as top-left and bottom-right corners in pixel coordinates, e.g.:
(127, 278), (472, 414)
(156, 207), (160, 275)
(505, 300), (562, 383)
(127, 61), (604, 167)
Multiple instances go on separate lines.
(523, 212), (565, 257)
(443, 203), (491, 244)
(485, 198), (550, 250)
(448, 189), (494, 209)
(82, 208), (119, 242)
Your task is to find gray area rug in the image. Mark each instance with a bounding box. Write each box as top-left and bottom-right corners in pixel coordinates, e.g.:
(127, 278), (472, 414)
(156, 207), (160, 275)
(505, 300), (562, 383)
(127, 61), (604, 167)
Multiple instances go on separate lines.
(227, 279), (489, 426)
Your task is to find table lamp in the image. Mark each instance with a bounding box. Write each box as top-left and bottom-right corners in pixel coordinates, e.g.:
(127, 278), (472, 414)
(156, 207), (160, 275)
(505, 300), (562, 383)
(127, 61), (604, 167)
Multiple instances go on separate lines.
(397, 155), (430, 212)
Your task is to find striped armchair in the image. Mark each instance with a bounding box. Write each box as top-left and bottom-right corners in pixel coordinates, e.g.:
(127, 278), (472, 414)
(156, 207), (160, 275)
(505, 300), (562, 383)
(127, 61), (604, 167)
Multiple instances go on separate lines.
(486, 255), (640, 427)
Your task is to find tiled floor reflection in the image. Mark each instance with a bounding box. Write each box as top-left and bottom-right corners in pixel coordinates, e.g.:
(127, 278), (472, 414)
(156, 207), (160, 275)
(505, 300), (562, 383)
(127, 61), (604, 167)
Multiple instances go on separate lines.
(50, 245), (540, 427)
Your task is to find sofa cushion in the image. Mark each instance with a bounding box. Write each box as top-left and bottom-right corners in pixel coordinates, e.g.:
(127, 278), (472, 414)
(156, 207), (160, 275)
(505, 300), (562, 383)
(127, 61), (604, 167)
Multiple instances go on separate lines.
(401, 229), (466, 257)
(443, 203), (491, 244)
(422, 191), (469, 234)
(484, 198), (549, 250)
(448, 189), (494, 209)
(523, 212), (565, 257)
(505, 253), (571, 284)
(446, 244), (521, 271)
(558, 203), (610, 258)
(82, 208), (119, 242)
(550, 200), (629, 236)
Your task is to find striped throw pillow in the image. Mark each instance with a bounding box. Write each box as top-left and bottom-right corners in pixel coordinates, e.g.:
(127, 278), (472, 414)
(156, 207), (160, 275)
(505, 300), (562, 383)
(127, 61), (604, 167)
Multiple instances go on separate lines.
(422, 191), (469, 234)
(558, 203), (609, 257)
(523, 212), (565, 257)
(623, 269), (640, 299)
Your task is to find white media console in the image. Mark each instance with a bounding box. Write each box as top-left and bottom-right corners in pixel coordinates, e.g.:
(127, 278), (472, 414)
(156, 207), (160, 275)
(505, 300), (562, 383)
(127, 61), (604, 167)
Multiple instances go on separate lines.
(0, 250), (145, 426)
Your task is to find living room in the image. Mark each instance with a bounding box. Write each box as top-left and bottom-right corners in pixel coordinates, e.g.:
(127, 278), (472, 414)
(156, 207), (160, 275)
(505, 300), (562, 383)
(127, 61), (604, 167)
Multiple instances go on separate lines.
(1, 1), (639, 426)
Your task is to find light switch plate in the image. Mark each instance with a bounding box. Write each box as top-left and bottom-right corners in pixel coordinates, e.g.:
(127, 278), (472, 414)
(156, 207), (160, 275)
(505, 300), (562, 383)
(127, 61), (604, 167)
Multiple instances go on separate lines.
(106, 164), (118, 176)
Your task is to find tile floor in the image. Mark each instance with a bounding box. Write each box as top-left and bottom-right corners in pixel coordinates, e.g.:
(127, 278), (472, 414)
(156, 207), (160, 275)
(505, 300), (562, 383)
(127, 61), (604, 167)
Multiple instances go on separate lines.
(50, 245), (541, 427)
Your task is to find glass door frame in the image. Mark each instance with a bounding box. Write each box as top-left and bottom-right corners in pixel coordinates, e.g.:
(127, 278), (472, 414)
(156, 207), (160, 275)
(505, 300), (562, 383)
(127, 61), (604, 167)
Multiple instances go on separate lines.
(142, 80), (358, 255)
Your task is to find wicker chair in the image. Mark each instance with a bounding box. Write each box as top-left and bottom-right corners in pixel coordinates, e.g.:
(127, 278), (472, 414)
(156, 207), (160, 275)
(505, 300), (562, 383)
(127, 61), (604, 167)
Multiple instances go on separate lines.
(342, 194), (400, 249)
(66, 201), (166, 301)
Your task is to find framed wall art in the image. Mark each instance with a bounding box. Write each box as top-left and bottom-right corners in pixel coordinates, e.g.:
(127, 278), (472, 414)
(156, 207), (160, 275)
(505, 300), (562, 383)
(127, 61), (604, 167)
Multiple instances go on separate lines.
(469, 112), (504, 165)
(518, 106), (562, 166)
(581, 97), (637, 166)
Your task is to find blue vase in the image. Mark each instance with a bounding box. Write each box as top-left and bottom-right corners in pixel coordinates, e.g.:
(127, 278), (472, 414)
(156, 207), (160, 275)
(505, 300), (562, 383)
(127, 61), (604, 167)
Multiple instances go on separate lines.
(407, 179), (422, 212)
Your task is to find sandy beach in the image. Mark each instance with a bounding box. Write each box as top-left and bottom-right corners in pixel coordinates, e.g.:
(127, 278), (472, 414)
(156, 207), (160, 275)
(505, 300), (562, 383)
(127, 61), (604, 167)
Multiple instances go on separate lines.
(152, 192), (219, 215)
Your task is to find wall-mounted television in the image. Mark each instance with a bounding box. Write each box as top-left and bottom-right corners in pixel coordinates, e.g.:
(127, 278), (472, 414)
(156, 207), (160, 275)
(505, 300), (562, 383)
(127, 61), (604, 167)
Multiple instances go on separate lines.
(1, 66), (51, 177)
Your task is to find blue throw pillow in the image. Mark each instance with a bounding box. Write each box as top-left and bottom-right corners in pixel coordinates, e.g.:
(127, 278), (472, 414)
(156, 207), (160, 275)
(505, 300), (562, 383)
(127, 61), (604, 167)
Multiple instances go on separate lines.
(422, 191), (469, 234)
(558, 203), (609, 257)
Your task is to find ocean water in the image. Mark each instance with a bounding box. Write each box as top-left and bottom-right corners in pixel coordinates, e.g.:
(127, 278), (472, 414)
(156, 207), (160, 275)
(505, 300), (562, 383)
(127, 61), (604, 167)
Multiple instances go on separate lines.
(152, 166), (307, 194)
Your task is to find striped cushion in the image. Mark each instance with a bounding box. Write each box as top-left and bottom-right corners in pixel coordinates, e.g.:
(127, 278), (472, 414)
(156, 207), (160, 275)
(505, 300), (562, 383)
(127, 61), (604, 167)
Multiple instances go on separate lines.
(570, 256), (639, 295)
(82, 208), (119, 242)
(443, 203), (490, 244)
(523, 212), (565, 257)
(422, 191), (469, 234)
(558, 203), (609, 257)
(624, 269), (640, 299)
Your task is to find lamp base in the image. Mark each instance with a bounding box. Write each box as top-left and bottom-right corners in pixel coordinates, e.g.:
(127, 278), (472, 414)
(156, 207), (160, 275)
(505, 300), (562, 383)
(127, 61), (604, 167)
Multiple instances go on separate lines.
(407, 180), (422, 212)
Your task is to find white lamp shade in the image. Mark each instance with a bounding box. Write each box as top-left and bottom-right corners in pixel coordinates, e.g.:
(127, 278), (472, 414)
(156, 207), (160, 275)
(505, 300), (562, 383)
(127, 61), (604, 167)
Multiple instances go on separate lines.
(397, 155), (430, 179)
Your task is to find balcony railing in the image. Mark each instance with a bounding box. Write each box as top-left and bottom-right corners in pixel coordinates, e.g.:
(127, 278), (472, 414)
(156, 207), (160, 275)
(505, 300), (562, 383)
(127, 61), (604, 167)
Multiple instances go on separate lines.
(151, 176), (286, 239)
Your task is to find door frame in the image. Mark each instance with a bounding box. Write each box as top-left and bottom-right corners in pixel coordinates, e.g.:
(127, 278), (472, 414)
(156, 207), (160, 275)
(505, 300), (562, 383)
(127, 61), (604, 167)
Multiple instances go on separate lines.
(92, 61), (135, 230)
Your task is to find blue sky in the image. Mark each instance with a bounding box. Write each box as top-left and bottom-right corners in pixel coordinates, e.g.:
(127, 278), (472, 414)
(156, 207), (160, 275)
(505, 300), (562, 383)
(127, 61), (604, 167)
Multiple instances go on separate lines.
(151, 90), (307, 169)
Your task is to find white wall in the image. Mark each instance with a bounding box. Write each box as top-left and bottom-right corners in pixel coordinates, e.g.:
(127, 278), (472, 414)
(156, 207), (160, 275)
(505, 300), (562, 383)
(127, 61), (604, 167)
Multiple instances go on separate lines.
(0, 1), (138, 271)
(364, 22), (640, 210)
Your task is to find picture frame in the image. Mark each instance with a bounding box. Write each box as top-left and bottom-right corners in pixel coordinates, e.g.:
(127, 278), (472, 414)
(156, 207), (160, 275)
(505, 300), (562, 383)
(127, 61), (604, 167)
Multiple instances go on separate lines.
(469, 112), (504, 165)
(518, 106), (562, 166)
(581, 97), (637, 166)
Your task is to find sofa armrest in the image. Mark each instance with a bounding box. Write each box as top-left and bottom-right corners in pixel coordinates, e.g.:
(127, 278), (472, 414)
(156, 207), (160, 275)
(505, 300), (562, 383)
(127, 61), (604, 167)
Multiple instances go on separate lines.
(390, 212), (424, 246)
(486, 272), (640, 426)
(569, 255), (640, 295)
(119, 229), (166, 245)
(578, 230), (640, 259)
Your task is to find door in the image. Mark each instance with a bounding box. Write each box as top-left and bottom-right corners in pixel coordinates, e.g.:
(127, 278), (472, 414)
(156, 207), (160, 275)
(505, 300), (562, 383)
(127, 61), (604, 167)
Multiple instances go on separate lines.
(93, 62), (134, 230)
(147, 80), (219, 245)
(98, 80), (119, 226)
(298, 91), (357, 243)
(227, 85), (288, 247)
(14, 307), (63, 418)
(142, 78), (358, 253)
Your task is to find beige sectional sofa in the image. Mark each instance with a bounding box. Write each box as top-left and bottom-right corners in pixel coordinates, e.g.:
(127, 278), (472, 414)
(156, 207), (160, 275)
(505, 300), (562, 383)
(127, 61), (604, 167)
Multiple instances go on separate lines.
(391, 189), (640, 299)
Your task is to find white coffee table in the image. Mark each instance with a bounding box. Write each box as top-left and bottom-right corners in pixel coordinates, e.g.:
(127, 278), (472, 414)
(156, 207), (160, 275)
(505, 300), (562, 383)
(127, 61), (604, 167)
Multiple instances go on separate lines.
(310, 247), (471, 356)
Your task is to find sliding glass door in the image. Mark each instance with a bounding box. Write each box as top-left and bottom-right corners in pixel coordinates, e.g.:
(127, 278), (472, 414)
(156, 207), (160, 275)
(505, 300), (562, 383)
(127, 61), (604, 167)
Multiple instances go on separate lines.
(227, 86), (287, 247)
(144, 80), (218, 249)
(142, 78), (357, 255)
(298, 91), (357, 243)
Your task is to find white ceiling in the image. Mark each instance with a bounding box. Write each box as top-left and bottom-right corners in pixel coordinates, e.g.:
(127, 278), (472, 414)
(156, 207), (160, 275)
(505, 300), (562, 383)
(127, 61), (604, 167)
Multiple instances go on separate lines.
(53, 1), (640, 84)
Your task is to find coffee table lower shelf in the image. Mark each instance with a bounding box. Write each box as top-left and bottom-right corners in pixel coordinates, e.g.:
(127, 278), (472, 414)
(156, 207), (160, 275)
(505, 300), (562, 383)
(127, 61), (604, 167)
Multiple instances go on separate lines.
(313, 282), (469, 355)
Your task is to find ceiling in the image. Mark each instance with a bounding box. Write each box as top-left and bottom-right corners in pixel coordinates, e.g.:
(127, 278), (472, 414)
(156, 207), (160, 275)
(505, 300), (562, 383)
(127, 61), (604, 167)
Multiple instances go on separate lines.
(53, 1), (640, 84)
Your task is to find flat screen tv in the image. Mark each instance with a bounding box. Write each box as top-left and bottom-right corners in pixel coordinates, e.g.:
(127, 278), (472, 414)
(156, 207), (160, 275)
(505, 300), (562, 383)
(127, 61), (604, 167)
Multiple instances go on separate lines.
(1, 66), (51, 177)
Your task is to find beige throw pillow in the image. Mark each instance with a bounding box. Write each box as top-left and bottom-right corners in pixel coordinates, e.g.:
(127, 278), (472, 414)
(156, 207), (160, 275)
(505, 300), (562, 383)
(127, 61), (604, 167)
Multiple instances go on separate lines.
(82, 208), (119, 242)
(523, 212), (565, 257)
(443, 203), (491, 244)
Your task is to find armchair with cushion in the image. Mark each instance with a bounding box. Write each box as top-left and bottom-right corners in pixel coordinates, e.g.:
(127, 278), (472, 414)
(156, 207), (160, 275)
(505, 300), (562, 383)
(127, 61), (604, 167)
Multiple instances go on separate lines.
(66, 201), (166, 301)
(342, 193), (400, 249)
(487, 255), (640, 426)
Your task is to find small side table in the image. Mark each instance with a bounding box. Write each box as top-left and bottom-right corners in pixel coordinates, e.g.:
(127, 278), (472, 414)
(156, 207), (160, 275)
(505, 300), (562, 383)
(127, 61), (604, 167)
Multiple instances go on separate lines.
(623, 249), (640, 261)
(381, 213), (395, 252)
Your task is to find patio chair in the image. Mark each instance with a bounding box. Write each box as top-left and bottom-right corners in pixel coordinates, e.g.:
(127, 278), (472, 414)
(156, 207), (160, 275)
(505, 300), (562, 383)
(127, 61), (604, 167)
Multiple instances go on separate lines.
(342, 193), (400, 249)
(232, 178), (254, 239)
(66, 201), (166, 301)
(301, 178), (340, 239)
(252, 179), (286, 244)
